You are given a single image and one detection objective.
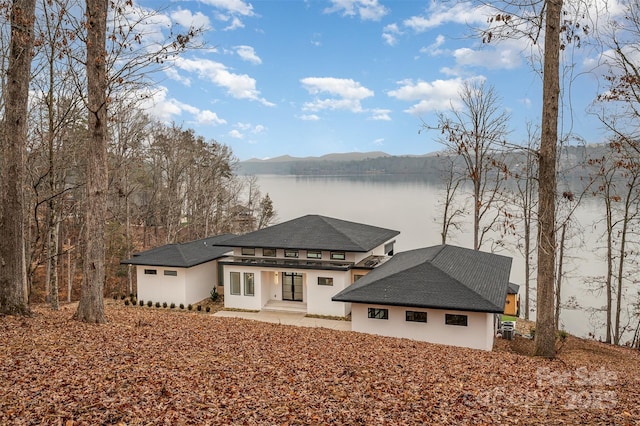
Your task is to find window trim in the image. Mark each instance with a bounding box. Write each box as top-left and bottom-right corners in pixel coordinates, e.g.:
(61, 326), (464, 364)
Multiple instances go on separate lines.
(307, 250), (322, 259)
(367, 307), (388, 320)
(284, 249), (299, 258)
(317, 277), (333, 286)
(163, 270), (178, 276)
(405, 310), (427, 323)
(330, 251), (346, 260)
(241, 247), (256, 256)
(445, 314), (468, 326)
(262, 248), (277, 257)
(244, 272), (255, 296)
(144, 269), (157, 275)
(230, 272), (241, 295)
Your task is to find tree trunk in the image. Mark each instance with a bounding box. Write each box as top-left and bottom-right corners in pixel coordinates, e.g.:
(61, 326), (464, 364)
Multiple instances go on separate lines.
(75, 0), (108, 323)
(555, 222), (566, 329)
(534, 0), (562, 358)
(0, 0), (36, 316)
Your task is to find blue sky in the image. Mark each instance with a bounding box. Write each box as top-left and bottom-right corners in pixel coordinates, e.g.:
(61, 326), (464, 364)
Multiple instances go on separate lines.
(132, 0), (614, 161)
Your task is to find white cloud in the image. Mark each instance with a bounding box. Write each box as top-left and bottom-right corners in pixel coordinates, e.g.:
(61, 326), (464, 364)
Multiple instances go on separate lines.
(300, 77), (374, 113)
(452, 40), (524, 70)
(388, 78), (477, 116)
(300, 114), (320, 121)
(403, 2), (491, 33)
(196, 110), (227, 125)
(382, 23), (401, 46)
(224, 16), (245, 31)
(373, 138), (384, 146)
(421, 34), (446, 56)
(252, 124), (266, 134)
(171, 8), (211, 29)
(228, 129), (244, 139)
(369, 108), (391, 121)
(198, 0), (255, 17)
(175, 57), (274, 106)
(235, 45), (262, 64)
(324, 0), (388, 21)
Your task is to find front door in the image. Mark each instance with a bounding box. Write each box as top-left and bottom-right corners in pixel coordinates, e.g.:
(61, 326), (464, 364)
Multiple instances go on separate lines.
(282, 272), (303, 301)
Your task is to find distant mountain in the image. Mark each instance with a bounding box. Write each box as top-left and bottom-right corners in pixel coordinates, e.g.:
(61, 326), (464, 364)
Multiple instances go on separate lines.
(236, 151), (443, 176)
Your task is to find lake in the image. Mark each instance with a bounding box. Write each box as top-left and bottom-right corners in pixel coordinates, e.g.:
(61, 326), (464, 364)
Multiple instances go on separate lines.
(255, 174), (628, 342)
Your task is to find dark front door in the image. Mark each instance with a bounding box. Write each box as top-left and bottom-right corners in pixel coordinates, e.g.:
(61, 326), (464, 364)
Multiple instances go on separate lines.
(282, 272), (303, 301)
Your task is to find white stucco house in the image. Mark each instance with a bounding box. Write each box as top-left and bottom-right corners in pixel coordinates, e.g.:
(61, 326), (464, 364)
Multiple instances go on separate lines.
(214, 215), (400, 317)
(121, 234), (235, 306)
(332, 245), (512, 351)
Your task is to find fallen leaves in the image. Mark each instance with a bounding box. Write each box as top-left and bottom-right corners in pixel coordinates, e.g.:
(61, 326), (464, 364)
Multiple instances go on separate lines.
(1, 302), (639, 425)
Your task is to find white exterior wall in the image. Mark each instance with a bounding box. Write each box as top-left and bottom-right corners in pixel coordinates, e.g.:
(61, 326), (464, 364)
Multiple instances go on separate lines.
(136, 266), (186, 306)
(305, 270), (351, 317)
(351, 304), (495, 351)
(184, 261), (218, 305)
(223, 265), (264, 311)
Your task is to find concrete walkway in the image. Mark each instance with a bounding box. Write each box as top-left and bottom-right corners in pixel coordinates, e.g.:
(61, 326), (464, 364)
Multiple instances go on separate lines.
(213, 310), (352, 331)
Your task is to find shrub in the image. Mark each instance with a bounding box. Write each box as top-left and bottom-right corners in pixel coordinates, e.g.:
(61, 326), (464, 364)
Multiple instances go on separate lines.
(188, 304), (192, 311)
(124, 300), (130, 306)
(206, 306), (211, 313)
(130, 299), (137, 306)
(147, 300), (153, 307)
(170, 303), (175, 309)
(113, 295), (118, 300)
(210, 287), (219, 302)
(179, 304), (184, 309)
(557, 329), (569, 341)
(162, 302), (168, 308)
(139, 300), (144, 307)
(120, 295), (126, 300)
(197, 305), (202, 311)
(155, 302), (160, 308)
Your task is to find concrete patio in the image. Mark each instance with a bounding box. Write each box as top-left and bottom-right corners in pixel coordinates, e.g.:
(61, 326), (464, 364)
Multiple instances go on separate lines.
(212, 310), (351, 331)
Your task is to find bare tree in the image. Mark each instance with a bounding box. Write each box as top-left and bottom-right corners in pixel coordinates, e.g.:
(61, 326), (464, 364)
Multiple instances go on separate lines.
(75, 0), (107, 323)
(0, 0), (37, 316)
(435, 154), (468, 245)
(430, 80), (511, 250)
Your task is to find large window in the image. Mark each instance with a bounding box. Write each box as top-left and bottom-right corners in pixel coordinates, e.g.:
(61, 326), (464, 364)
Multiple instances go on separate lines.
(164, 270), (177, 276)
(307, 250), (322, 259)
(241, 247), (256, 256)
(368, 308), (388, 320)
(406, 311), (427, 323)
(445, 314), (468, 326)
(318, 277), (333, 286)
(230, 272), (241, 295)
(330, 251), (346, 260)
(144, 269), (157, 275)
(244, 272), (255, 296)
(262, 248), (277, 257)
(284, 249), (299, 258)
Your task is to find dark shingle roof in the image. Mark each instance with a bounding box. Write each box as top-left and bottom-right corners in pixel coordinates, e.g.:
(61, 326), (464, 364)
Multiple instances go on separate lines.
(120, 234), (235, 268)
(508, 282), (520, 294)
(332, 245), (512, 313)
(216, 215), (399, 252)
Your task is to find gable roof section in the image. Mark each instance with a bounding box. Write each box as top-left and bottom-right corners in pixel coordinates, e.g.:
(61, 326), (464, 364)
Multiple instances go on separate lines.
(217, 215), (399, 252)
(508, 282), (520, 295)
(332, 245), (512, 313)
(121, 234), (235, 268)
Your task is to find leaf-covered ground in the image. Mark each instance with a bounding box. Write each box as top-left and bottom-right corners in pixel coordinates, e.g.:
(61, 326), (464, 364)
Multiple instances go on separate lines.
(1, 302), (639, 425)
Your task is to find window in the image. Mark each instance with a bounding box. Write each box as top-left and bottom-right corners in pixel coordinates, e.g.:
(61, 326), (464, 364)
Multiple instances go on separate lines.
(262, 248), (276, 257)
(445, 314), (468, 326)
(318, 277), (333, 286)
(406, 311), (427, 323)
(244, 272), (255, 296)
(241, 247), (255, 256)
(353, 274), (365, 282)
(368, 308), (388, 320)
(384, 241), (395, 255)
(163, 270), (177, 276)
(144, 269), (157, 275)
(230, 272), (241, 295)
(307, 250), (322, 259)
(284, 249), (299, 258)
(330, 251), (346, 260)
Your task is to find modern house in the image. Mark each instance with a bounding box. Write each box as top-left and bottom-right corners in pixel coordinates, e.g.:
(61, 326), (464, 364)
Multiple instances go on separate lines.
(215, 215), (400, 317)
(504, 282), (520, 317)
(331, 245), (513, 351)
(121, 234), (235, 306)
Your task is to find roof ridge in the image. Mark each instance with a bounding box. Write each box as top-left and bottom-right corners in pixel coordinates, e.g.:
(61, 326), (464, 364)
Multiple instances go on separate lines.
(321, 215), (362, 251)
(433, 246), (502, 311)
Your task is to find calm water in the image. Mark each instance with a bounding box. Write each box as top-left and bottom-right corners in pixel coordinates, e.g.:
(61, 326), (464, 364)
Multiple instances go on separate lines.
(256, 174), (626, 341)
